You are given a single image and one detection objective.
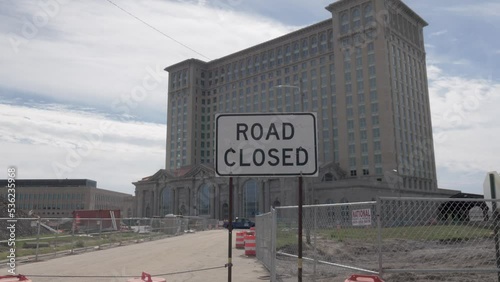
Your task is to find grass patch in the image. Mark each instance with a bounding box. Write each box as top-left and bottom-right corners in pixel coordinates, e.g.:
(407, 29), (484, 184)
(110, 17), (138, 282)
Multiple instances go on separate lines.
(275, 224), (493, 252)
(319, 224), (492, 242)
(0, 231), (152, 259)
(276, 229), (297, 249)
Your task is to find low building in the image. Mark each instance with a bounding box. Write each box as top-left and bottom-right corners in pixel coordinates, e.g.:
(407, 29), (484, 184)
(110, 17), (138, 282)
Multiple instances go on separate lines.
(133, 164), (458, 219)
(0, 179), (134, 218)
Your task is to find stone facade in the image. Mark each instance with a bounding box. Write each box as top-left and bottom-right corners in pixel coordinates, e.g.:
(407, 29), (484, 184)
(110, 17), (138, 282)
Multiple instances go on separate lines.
(133, 163), (457, 218)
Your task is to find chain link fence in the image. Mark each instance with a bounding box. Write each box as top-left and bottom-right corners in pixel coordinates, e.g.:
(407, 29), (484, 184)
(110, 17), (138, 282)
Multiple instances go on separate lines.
(256, 209), (276, 280)
(0, 216), (220, 265)
(379, 197), (500, 281)
(274, 201), (378, 282)
(255, 197), (500, 282)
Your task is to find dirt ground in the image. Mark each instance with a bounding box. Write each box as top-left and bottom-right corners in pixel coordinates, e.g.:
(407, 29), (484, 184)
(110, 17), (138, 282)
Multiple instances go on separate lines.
(276, 237), (498, 282)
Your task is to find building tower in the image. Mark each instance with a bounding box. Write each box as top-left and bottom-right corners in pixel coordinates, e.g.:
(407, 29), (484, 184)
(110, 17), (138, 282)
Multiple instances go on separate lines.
(164, 0), (437, 192)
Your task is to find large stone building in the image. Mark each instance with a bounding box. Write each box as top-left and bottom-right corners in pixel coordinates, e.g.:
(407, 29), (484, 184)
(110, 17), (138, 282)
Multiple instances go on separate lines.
(134, 0), (459, 219)
(0, 179), (135, 218)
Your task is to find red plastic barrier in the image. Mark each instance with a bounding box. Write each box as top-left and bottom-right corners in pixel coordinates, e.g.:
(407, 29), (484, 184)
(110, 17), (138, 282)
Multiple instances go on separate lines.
(345, 274), (384, 282)
(235, 231), (245, 249)
(0, 275), (31, 282)
(244, 234), (256, 256)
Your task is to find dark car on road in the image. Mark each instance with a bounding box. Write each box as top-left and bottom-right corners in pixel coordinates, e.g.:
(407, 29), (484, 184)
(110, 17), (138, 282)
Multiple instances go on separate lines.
(223, 217), (255, 229)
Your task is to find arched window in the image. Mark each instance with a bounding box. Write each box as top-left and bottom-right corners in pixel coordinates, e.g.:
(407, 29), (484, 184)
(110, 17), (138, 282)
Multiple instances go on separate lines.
(352, 8), (361, 29)
(319, 32), (327, 52)
(161, 188), (172, 216)
(340, 13), (349, 35)
(199, 183), (213, 216)
(293, 42), (300, 61)
(243, 179), (259, 218)
(310, 35), (318, 55)
(301, 39), (309, 58)
(364, 3), (374, 24)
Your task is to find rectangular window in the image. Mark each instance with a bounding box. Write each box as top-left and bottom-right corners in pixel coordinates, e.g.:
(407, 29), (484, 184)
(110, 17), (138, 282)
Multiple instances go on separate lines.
(347, 120), (354, 130)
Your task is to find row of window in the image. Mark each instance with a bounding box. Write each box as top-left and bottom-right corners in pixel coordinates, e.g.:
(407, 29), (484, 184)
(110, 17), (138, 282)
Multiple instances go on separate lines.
(389, 9), (421, 46)
(11, 202), (85, 210)
(13, 193), (84, 201)
(197, 28), (335, 89)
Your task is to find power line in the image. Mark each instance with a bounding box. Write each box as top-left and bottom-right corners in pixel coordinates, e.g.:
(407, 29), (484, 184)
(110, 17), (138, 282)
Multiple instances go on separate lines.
(105, 0), (211, 60)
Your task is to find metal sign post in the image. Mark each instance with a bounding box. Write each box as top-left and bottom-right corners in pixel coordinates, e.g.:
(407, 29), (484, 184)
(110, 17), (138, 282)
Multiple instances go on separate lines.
(227, 176), (233, 282)
(216, 113), (318, 282)
(298, 174), (303, 282)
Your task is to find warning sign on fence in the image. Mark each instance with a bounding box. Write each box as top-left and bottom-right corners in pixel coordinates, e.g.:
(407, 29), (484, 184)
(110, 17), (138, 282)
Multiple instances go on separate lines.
(352, 209), (372, 226)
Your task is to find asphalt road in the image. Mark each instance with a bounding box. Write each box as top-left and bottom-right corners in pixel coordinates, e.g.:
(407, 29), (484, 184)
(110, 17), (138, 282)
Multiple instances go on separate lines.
(4, 230), (269, 282)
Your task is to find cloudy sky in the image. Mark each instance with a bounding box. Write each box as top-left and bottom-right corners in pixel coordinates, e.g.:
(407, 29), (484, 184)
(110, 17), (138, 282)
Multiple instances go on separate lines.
(1, 0), (498, 195)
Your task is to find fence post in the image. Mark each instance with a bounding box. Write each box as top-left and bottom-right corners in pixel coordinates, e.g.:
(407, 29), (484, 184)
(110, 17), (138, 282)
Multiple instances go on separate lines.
(271, 208), (277, 282)
(98, 218), (102, 249)
(376, 198), (383, 277)
(489, 173), (500, 282)
(312, 206), (318, 282)
(149, 217), (153, 241)
(35, 217), (41, 261)
(54, 220), (59, 257)
(71, 217), (75, 254)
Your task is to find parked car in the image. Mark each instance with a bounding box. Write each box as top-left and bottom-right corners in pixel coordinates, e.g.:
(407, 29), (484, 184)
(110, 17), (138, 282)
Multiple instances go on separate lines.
(223, 217), (255, 229)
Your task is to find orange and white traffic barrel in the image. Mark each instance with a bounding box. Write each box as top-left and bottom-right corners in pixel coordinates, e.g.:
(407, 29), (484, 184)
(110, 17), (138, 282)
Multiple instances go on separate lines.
(344, 274), (384, 282)
(244, 234), (256, 256)
(0, 275), (32, 282)
(235, 231), (245, 249)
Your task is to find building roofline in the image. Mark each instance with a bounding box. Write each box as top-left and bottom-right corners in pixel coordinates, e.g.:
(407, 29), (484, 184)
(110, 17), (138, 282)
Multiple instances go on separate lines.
(388, 0), (428, 26)
(326, 0), (428, 26)
(164, 58), (207, 72)
(164, 19), (333, 71)
(0, 179), (97, 187)
(206, 19), (332, 66)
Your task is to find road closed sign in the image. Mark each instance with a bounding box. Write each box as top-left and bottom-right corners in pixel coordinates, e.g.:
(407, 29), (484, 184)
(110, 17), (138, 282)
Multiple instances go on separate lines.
(215, 113), (318, 177)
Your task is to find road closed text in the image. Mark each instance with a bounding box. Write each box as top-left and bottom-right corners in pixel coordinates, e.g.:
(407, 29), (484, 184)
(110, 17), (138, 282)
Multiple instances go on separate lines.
(224, 147), (309, 167)
(216, 113), (318, 176)
(223, 122), (309, 168)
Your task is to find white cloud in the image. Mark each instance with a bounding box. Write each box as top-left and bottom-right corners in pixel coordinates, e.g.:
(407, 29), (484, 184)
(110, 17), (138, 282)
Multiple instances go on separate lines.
(0, 0), (295, 121)
(0, 0), (299, 194)
(430, 29), (447, 37)
(428, 65), (500, 193)
(0, 103), (165, 194)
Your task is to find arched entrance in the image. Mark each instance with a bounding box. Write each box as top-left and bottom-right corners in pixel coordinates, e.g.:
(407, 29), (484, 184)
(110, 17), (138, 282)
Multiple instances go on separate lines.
(160, 187), (173, 216)
(198, 183), (214, 216)
(243, 179), (259, 218)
